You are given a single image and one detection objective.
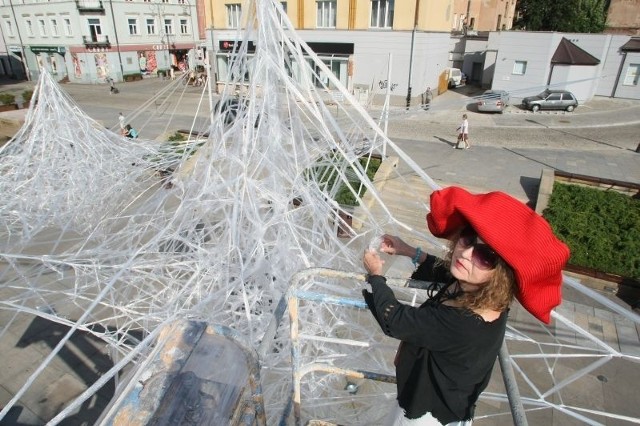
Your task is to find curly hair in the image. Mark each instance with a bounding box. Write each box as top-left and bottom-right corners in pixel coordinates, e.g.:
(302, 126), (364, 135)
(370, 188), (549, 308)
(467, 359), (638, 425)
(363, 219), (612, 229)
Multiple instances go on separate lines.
(443, 234), (517, 313)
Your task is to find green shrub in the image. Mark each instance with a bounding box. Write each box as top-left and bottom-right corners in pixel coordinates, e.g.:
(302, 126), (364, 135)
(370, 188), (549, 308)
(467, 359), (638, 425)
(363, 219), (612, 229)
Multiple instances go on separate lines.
(543, 182), (640, 279)
(22, 89), (33, 103)
(0, 93), (16, 105)
(168, 132), (187, 142)
(309, 153), (382, 207)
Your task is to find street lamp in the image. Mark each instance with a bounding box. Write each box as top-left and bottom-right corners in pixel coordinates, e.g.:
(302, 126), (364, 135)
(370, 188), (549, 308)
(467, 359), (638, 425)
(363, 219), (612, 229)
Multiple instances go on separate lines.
(180, 0), (198, 71)
(149, 1), (171, 75)
(8, 0), (30, 80)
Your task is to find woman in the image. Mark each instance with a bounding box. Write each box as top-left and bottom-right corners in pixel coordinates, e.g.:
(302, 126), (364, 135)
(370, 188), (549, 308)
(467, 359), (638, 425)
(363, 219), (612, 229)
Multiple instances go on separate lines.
(455, 114), (469, 149)
(122, 124), (138, 139)
(362, 186), (570, 425)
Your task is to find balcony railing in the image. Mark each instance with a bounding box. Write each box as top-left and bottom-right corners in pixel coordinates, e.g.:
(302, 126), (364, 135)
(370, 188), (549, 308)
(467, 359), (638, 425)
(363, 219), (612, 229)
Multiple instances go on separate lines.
(75, 0), (105, 14)
(83, 35), (111, 48)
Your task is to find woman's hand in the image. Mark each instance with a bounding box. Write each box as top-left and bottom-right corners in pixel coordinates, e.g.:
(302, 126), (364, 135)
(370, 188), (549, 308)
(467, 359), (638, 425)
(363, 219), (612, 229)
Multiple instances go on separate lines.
(379, 235), (413, 258)
(363, 249), (384, 276)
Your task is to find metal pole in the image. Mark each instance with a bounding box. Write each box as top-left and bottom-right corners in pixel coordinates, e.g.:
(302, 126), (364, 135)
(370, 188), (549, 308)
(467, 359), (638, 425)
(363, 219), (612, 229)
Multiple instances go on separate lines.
(382, 53), (392, 157)
(8, 0), (30, 80)
(498, 340), (528, 426)
(405, 0), (419, 110)
(108, 0), (125, 80)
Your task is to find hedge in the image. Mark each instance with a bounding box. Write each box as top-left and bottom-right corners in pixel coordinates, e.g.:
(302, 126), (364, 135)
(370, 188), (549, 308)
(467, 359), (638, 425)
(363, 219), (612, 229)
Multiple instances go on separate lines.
(542, 182), (640, 279)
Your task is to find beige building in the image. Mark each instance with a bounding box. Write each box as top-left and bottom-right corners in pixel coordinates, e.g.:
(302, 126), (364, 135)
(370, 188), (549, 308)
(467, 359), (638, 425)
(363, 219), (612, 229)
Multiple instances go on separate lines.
(605, 0), (640, 35)
(203, 0), (516, 103)
(451, 0), (517, 32)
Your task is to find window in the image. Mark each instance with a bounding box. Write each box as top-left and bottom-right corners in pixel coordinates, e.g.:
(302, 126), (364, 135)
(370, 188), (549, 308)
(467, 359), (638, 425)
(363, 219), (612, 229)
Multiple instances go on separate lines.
(88, 18), (102, 41)
(316, 1), (336, 28)
(623, 63), (639, 86)
(547, 94), (561, 101)
(179, 18), (188, 34)
(26, 19), (34, 36)
(227, 4), (241, 28)
(5, 20), (14, 37)
(64, 18), (72, 35)
(146, 18), (155, 34)
(50, 18), (58, 36)
(128, 18), (138, 35)
(38, 19), (47, 36)
(512, 60), (527, 75)
(164, 18), (173, 35)
(370, 0), (393, 28)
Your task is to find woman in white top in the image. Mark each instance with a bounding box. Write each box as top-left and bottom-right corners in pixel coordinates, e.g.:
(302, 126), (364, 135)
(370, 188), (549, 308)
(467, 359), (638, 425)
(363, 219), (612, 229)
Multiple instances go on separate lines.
(455, 114), (470, 149)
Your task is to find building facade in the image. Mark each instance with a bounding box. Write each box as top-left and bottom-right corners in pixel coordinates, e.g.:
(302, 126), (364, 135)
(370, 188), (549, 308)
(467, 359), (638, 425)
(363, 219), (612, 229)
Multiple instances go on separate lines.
(0, 0), (203, 83)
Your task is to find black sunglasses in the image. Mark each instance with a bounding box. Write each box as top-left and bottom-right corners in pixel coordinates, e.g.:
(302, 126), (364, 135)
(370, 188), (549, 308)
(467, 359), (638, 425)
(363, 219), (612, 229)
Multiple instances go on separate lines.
(457, 227), (499, 270)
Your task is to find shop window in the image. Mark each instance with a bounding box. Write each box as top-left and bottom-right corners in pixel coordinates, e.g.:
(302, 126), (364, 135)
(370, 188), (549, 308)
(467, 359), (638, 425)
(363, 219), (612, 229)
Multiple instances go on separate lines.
(512, 60), (527, 75)
(316, 1), (336, 28)
(227, 4), (242, 28)
(370, 0), (394, 28)
(623, 64), (639, 86)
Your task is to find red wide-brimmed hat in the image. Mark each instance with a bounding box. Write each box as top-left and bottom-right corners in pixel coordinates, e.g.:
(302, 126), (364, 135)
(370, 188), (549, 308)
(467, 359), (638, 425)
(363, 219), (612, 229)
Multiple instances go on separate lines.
(426, 186), (570, 323)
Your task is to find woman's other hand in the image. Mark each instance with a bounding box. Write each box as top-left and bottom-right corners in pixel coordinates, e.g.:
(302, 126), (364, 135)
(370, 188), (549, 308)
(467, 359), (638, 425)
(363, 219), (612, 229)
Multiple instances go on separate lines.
(380, 235), (412, 257)
(363, 249), (384, 276)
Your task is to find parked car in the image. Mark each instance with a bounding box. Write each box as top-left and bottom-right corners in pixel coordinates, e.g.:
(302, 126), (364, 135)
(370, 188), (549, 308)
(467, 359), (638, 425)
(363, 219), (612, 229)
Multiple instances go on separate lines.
(522, 89), (578, 112)
(477, 90), (510, 113)
(446, 67), (463, 88)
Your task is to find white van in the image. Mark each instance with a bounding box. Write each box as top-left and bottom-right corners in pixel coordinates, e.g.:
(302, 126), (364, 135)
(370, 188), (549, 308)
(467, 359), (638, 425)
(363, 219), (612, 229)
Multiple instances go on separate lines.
(446, 68), (463, 88)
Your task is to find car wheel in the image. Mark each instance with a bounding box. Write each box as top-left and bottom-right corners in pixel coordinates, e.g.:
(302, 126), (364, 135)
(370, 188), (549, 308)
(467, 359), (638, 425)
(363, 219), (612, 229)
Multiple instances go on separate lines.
(532, 104), (540, 112)
(566, 105), (575, 112)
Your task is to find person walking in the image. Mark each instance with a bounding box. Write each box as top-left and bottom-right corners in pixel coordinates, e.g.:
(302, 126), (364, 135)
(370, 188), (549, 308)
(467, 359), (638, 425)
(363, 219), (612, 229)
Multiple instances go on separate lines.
(362, 186), (570, 426)
(455, 114), (470, 149)
(422, 87), (433, 111)
(118, 112), (125, 130)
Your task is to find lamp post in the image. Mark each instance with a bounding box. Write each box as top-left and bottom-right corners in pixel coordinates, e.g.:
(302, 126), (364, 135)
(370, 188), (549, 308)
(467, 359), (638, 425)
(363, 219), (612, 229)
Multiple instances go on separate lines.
(8, 0), (30, 80)
(150, 1), (171, 75)
(181, 0), (198, 71)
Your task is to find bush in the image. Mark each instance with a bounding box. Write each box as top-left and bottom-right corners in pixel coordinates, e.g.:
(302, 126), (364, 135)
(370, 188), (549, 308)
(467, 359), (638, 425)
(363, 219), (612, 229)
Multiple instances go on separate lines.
(22, 89), (33, 103)
(0, 93), (16, 105)
(543, 182), (640, 279)
(123, 73), (142, 82)
(168, 132), (187, 142)
(309, 153), (382, 207)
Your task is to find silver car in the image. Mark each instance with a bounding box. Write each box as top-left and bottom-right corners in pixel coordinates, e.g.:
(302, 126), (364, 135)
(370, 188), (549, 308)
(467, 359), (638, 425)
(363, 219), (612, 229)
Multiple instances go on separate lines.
(477, 90), (510, 113)
(522, 89), (578, 112)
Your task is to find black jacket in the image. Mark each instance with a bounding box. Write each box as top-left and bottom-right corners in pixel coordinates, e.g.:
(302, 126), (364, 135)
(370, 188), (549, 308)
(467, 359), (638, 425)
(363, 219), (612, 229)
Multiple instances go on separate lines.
(363, 255), (508, 424)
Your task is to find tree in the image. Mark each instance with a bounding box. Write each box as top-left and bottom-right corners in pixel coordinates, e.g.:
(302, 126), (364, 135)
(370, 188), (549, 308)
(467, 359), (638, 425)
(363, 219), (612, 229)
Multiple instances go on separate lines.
(514, 0), (608, 33)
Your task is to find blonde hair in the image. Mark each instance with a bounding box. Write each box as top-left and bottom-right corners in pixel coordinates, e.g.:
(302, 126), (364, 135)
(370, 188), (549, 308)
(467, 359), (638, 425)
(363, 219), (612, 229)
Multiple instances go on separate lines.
(443, 234), (516, 312)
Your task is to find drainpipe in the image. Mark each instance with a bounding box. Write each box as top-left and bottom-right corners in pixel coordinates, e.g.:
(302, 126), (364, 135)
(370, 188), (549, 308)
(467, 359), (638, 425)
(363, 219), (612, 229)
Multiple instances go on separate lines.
(108, 0), (125, 81)
(405, 0), (420, 110)
(9, 0), (30, 80)
(611, 51), (626, 98)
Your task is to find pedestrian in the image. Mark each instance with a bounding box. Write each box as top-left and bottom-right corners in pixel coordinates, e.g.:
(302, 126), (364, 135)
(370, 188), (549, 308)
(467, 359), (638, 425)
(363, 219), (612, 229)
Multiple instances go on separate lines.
(455, 114), (469, 149)
(122, 124), (138, 139)
(118, 112), (125, 130)
(362, 186), (570, 426)
(422, 87), (433, 110)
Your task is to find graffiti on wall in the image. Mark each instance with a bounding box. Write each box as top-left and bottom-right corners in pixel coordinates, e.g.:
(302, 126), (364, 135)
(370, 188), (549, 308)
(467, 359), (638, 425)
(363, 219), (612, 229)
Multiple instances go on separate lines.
(72, 54), (82, 78)
(94, 53), (108, 79)
(137, 51), (157, 74)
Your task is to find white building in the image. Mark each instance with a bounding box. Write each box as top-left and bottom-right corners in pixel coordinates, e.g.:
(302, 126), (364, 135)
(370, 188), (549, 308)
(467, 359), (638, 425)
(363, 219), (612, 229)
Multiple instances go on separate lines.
(0, 0), (202, 83)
